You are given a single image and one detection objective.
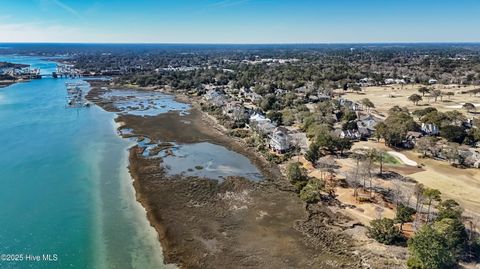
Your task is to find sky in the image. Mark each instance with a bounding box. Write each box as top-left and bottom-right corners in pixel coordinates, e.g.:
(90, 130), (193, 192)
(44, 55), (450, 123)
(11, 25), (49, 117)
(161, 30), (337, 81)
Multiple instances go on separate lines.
(0, 0), (479, 43)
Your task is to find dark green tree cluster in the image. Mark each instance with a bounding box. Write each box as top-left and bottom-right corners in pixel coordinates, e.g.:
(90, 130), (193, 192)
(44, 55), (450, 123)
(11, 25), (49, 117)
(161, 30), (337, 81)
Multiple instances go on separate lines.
(368, 218), (405, 245)
(375, 108), (419, 146)
(395, 204), (416, 231)
(307, 131), (352, 157)
(407, 198), (470, 269)
(286, 162), (324, 203)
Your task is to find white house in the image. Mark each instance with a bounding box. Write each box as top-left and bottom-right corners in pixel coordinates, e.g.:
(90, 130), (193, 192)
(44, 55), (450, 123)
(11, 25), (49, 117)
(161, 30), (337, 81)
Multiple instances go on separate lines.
(357, 114), (381, 130)
(421, 123), (440, 135)
(204, 89), (226, 106)
(385, 78), (405, 85)
(359, 77), (375, 86)
(384, 78), (395, 85)
(270, 127), (291, 153)
(428, 79), (438, 85)
(335, 129), (361, 140)
(339, 98), (360, 111)
(248, 113), (276, 135)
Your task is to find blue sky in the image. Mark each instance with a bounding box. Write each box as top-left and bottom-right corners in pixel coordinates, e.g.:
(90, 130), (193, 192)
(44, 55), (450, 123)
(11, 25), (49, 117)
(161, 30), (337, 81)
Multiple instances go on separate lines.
(1, 0), (479, 43)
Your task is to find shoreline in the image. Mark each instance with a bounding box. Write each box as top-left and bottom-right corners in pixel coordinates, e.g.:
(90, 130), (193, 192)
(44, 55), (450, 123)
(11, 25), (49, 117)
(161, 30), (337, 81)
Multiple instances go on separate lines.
(128, 146), (175, 265)
(86, 81), (364, 268)
(0, 79), (30, 88)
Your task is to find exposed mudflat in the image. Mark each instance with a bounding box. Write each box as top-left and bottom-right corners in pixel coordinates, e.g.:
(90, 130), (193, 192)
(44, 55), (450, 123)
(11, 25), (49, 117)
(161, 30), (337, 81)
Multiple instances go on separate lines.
(86, 81), (374, 269)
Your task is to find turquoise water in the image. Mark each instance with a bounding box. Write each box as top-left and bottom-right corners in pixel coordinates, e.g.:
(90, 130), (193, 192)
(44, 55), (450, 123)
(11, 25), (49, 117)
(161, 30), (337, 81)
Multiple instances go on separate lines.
(0, 56), (170, 268)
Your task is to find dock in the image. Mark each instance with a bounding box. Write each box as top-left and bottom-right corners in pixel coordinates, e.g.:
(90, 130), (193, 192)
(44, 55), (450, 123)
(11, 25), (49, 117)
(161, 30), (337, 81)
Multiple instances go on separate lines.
(65, 82), (91, 108)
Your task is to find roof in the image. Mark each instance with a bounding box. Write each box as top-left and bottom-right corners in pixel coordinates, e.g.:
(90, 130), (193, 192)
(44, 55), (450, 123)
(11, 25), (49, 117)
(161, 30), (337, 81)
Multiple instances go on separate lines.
(407, 131), (423, 138)
(274, 126), (289, 134)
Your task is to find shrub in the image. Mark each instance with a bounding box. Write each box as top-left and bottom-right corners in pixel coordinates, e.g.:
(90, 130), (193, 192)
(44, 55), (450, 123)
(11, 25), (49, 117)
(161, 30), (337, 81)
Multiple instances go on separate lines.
(286, 162), (307, 183)
(368, 218), (404, 245)
(408, 225), (456, 269)
(299, 180), (324, 203)
(395, 204), (416, 230)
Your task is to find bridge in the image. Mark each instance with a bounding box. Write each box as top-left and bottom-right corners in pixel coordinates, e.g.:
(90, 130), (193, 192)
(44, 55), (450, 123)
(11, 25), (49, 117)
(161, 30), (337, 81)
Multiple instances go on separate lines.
(38, 64), (83, 78)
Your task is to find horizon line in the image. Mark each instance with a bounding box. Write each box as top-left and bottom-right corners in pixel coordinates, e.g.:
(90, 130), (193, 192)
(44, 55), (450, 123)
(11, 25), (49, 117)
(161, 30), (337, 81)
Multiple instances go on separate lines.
(1, 41), (480, 46)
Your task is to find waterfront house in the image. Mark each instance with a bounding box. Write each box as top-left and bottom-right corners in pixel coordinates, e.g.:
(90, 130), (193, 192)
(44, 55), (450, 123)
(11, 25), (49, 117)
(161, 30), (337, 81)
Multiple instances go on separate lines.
(248, 113), (276, 135)
(269, 127), (291, 153)
(204, 89), (227, 106)
(222, 101), (248, 122)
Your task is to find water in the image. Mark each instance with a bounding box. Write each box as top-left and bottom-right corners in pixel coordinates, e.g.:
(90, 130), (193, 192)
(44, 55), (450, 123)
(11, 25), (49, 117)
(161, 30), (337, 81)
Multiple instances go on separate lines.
(159, 142), (263, 181)
(0, 56), (171, 268)
(103, 89), (262, 182)
(101, 89), (189, 116)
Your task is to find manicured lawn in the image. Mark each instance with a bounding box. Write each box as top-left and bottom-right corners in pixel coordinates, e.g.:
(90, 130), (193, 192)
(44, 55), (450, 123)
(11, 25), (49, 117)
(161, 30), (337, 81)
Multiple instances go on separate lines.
(383, 153), (401, 165)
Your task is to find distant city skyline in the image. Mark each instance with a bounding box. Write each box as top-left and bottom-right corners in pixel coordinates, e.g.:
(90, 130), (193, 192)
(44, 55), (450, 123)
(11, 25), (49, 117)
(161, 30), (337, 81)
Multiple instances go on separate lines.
(1, 0), (479, 43)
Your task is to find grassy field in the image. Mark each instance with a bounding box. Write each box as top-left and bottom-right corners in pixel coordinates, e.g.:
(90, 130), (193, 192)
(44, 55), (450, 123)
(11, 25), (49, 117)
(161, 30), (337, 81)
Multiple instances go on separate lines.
(403, 150), (480, 219)
(382, 153), (401, 165)
(339, 83), (480, 116)
(352, 141), (480, 220)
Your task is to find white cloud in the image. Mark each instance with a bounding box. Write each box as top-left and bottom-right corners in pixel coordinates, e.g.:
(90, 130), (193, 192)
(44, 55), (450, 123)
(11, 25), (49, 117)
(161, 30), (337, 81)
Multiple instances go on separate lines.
(0, 22), (84, 42)
(50, 0), (82, 19)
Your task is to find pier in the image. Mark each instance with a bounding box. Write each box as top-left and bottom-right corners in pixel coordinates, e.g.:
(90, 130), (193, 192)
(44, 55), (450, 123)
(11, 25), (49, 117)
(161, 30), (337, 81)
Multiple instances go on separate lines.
(65, 82), (91, 108)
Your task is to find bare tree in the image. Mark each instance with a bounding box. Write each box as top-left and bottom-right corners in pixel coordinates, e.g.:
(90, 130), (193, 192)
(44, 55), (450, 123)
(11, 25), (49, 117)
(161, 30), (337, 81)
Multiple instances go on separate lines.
(413, 183), (425, 227)
(391, 179), (405, 206)
(376, 149), (386, 175)
(345, 168), (362, 199)
(318, 156), (336, 180)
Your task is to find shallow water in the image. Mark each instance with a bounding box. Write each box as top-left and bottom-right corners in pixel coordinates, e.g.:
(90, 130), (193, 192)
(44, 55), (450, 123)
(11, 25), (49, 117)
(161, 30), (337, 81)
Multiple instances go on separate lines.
(103, 88), (262, 182)
(102, 89), (190, 116)
(158, 142), (262, 181)
(0, 55), (170, 269)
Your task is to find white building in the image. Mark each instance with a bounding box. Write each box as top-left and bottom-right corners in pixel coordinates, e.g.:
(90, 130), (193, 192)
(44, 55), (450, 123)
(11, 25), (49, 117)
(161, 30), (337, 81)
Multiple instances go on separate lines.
(421, 123), (440, 135)
(270, 127), (291, 153)
(248, 113), (276, 135)
(335, 129), (361, 140)
(204, 89), (226, 106)
(428, 79), (438, 85)
(339, 98), (360, 111)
